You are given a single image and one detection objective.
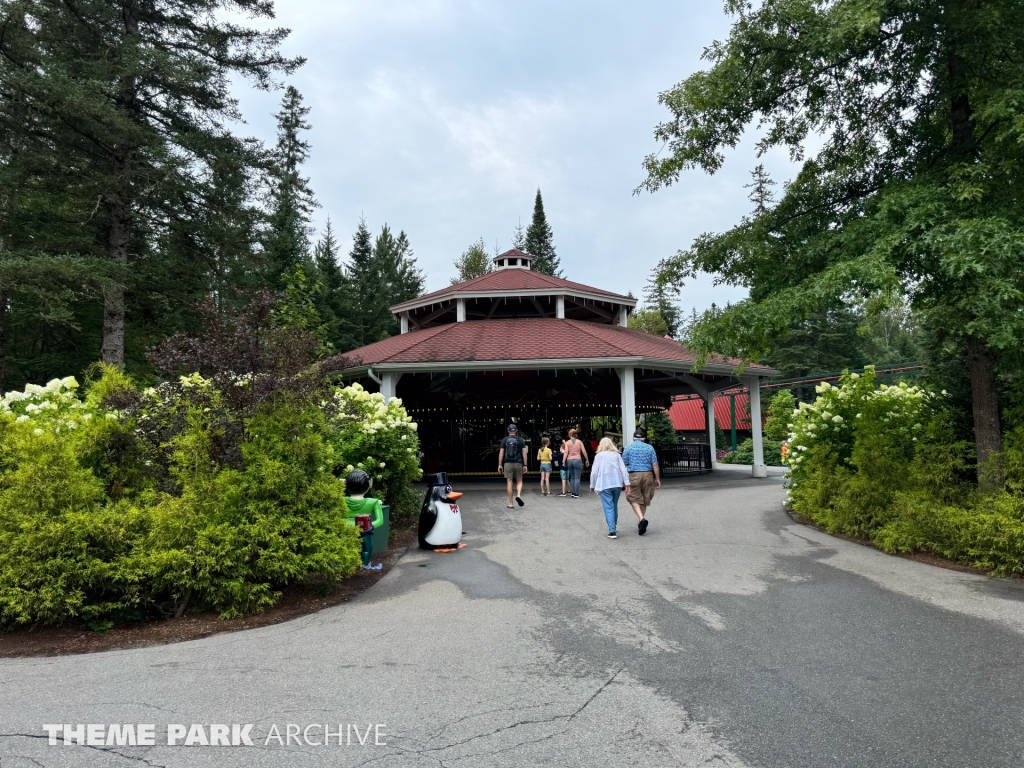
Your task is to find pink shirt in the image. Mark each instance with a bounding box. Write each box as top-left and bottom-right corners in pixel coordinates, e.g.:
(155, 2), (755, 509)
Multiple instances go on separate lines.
(563, 439), (586, 461)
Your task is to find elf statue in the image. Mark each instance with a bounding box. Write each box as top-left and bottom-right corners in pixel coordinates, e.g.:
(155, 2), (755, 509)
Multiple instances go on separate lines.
(343, 469), (384, 571)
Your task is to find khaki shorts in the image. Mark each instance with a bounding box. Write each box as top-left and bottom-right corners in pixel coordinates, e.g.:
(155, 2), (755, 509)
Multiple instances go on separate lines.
(627, 472), (656, 506)
(504, 462), (524, 481)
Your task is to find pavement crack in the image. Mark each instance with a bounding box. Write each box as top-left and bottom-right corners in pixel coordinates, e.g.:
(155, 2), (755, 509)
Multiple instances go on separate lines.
(0, 734), (167, 768)
(421, 666), (624, 755)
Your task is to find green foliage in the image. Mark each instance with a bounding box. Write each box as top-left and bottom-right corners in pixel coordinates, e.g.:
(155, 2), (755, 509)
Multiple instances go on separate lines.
(627, 308), (670, 337)
(644, 411), (678, 452)
(0, 366), (423, 627)
(326, 383), (423, 524)
(524, 189), (561, 277)
(764, 389), (795, 442)
(642, 0), (1024, 473)
(784, 367), (1024, 576)
(452, 238), (493, 284)
(718, 438), (784, 467)
(347, 222), (425, 346)
(265, 86), (318, 282)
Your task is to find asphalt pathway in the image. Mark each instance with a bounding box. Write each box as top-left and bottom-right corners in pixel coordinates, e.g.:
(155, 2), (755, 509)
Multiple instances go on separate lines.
(3, 473), (1024, 767)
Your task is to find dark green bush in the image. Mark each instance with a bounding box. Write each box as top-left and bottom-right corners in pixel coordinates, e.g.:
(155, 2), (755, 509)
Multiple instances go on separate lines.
(0, 366), (420, 627)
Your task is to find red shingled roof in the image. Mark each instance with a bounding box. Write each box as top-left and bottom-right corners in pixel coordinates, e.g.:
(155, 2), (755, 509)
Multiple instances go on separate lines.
(393, 269), (632, 310)
(341, 318), (773, 370)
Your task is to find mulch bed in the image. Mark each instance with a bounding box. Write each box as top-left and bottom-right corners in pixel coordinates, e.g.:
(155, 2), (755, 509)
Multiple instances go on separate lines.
(0, 525), (417, 659)
(785, 508), (990, 577)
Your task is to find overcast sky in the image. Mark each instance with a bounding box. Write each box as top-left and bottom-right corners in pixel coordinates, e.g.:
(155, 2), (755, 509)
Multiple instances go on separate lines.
(234, 1), (798, 313)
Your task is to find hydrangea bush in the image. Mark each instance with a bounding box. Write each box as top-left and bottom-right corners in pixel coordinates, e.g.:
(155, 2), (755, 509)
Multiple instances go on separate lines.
(784, 367), (1024, 576)
(786, 368), (936, 535)
(326, 383), (422, 521)
(0, 368), (422, 627)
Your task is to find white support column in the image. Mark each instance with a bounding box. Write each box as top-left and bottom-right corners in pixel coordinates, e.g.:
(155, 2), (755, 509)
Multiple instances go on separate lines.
(400, 312), (409, 334)
(707, 393), (717, 468)
(456, 298), (466, 322)
(556, 295), (565, 319)
(744, 375), (767, 477)
(618, 367), (636, 446)
(381, 372), (402, 403)
(617, 306), (628, 326)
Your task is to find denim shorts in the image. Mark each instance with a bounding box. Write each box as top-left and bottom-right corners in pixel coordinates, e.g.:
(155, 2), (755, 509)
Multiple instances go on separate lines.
(540, 463), (552, 472)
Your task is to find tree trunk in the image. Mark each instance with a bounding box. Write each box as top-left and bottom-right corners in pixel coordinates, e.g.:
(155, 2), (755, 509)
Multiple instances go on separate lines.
(966, 335), (1002, 486)
(102, 190), (130, 367)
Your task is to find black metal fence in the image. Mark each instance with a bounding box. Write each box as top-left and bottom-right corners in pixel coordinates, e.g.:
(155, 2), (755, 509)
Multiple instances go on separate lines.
(657, 443), (712, 476)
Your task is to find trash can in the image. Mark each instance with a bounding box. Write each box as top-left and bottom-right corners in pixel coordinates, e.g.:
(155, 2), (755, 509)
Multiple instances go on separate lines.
(371, 504), (390, 557)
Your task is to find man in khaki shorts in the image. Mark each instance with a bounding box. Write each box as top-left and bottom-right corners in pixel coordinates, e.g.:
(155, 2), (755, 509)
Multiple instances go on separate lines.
(620, 427), (661, 535)
(497, 423), (528, 508)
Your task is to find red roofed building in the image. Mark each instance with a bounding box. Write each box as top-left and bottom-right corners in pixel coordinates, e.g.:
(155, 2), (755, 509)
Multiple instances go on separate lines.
(340, 249), (778, 476)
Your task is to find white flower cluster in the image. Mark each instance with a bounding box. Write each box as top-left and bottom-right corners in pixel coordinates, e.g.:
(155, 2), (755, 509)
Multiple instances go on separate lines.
(783, 367), (934, 479)
(1, 377), (97, 436)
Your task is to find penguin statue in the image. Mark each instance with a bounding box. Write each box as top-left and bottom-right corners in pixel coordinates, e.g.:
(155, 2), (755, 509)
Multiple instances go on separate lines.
(418, 472), (464, 551)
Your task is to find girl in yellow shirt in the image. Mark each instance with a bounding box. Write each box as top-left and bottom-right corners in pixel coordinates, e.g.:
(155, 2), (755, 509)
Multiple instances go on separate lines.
(537, 437), (553, 496)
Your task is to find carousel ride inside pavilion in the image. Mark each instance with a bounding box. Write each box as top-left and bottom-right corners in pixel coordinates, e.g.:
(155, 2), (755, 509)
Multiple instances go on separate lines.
(338, 249), (777, 478)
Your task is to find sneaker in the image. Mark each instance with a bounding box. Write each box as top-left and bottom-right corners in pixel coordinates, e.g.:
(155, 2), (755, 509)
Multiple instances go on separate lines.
(515, 496), (524, 507)
(607, 532), (617, 539)
(638, 518), (649, 536)
(557, 492), (568, 497)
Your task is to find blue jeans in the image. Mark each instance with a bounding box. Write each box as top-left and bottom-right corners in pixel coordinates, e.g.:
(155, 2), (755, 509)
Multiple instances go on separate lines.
(598, 488), (621, 533)
(566, 459), (584, 495)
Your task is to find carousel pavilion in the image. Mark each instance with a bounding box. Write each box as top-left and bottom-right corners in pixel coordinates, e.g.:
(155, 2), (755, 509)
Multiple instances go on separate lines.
(338, 249), (777, 477)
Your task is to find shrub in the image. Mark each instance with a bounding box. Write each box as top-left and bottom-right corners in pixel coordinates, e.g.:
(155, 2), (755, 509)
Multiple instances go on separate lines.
(785, 366), (1024, 576)
(718, 438), (785, 466)
(0, 365), (422, 627)
(326, 383), (423, 523)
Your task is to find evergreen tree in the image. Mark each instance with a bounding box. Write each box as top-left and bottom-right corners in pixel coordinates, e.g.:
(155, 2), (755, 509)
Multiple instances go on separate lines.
(512, 219), (526, 251)
(0, 0), (301, 369)
(265, 86), (318, 282)
(764, 305), (867, 379)
(312, 218), (358, 352)
(643, 263), (682, 337)
(524, 189), (561, 276)
(451, 238), (492, 284)
(345, 220), (424, 345)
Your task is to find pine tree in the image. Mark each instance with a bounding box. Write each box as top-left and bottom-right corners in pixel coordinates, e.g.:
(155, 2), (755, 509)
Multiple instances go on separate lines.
(345, 220), (424, 345)
(347, 218), (377, 347)
(643, 263), (682, 337)
(744, 164), (776, 216)
(512, 219), (526, 251)
(265, 86), (318, 282)
(313, 218), (358, 352)
(524, 189), (561, 276)
(0, 0), (301, 369)
(451, 238), (493, 284)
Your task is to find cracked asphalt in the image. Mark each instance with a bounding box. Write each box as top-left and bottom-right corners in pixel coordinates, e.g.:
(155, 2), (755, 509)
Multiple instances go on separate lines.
(3, 472), (1024, 767)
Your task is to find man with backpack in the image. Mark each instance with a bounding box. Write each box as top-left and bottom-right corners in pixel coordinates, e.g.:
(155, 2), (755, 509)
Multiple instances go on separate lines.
(497, 423), (529, 508)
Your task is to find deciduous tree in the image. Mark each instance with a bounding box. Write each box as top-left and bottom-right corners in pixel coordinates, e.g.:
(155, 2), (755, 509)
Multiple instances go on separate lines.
(641, 0), (1024, 479)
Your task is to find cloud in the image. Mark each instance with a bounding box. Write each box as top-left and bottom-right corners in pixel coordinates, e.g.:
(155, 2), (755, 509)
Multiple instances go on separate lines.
(233, 0), (801, 308)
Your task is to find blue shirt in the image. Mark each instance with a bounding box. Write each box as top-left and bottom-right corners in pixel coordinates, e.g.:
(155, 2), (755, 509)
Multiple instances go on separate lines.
(621, 440), (658, 472)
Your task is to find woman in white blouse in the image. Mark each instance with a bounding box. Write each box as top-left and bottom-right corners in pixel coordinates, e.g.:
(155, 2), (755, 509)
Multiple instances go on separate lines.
(589, 437), (632, 539)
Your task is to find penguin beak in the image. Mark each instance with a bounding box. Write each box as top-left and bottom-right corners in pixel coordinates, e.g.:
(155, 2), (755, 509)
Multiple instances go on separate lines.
(446, 492), (463, 501)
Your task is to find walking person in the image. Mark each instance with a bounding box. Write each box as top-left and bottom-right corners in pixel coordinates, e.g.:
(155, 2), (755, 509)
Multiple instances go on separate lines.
(497, 423), (528, 508)
(537, 437), (553, 496)
(562, 428), (589, 498)
(621, 427), (661, 535)
(553, 439), (569, 497)
(589, 438), (631, 538)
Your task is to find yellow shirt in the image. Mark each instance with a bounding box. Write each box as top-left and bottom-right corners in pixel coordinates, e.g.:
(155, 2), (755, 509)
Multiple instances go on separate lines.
(537, 447), (553, 463)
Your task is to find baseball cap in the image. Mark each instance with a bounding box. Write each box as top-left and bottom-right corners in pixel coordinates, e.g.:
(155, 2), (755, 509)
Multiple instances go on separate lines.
(507, 423), (518, 432)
